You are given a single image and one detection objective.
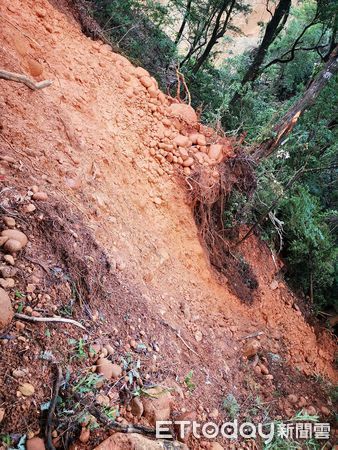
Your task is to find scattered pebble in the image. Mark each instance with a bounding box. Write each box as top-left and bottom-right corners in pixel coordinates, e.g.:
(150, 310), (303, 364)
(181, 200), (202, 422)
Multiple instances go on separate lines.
(18, 383), (35, 396)
(32, 191), (48, 201)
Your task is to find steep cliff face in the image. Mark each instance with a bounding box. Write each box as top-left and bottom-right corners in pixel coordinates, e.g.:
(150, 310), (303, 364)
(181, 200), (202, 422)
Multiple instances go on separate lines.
(0, 0), (336, 448)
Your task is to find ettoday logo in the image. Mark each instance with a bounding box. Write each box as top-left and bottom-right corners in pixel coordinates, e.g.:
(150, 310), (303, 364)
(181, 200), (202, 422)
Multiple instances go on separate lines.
(156, 419), (330, 443)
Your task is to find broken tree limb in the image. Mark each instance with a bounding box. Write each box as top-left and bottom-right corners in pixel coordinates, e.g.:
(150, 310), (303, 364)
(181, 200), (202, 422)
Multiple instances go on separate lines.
(46, 365), (63, 450)
(14, 313), (86, 330)
(0, 69), (53, 90)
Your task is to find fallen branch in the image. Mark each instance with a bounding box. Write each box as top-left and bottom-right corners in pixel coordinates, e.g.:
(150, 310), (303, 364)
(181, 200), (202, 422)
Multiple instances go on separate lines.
(0, 70), (52, 90)
(74, 393), (157, 437)
(160, 320), (200, 357)
(14, 313), (86, 330)
(46, 365), (63, 450)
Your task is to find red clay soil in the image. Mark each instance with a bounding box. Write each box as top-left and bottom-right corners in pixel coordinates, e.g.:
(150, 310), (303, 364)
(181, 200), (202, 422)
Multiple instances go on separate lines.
(0, 0), (337, 449)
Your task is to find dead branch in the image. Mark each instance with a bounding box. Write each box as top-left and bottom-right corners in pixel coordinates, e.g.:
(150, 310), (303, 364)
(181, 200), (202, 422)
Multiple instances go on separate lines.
(74, 393), (157, 437)
(14, 313), (86, 330)
(0, 70), (52, 90)
(46, 365), (63, 450)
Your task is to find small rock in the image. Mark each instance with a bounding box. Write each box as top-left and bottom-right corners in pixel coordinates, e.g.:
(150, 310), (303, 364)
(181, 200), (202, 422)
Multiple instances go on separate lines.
(306, 405), (317, 415)
(4, 255), (15, 266)
(194, 330), (203, 342)
(19, 382), (35, 396)
(32, 191), (48, 201)
(1, 229), (28, 247)
(12, 369), (26, 378)
(208, 144), (223, 161)
(270, 280), (279, 290)
(96, 358), (115, 380)
(104, 344), (115, 355)
(287, 394), (298, 404)
(0, 266), (18, 278)
(298, 396), (307, 408)
(0, 277), (15, 288)
(174, 411), (196, 442)
(3, 216), (16, 228)
(0, 408), (4, 423)
(23, 204), (36, 213)
(4, 239), (23, 254)
(96, 394), (110, 406)
(243, 339), (261, 358)
(26, 437), (45, 450)
(210, 408), (219, 419)
(142, 386), (172, 426)
(79, 427), (90, 444)
(254, 365), (262, 375)
(260, 364), (269, 375)
(131, 396), (144, 418)
(320, 406), (330, 416)
(111, 363), (122, 379)
(0, 287), (13, 329)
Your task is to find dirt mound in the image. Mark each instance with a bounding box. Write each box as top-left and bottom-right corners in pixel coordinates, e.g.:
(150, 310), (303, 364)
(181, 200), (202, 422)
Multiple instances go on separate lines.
(0, 0), (337, 448)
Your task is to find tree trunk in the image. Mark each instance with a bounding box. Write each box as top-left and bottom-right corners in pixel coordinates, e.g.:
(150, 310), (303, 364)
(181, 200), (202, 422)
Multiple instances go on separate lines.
(192, 0), (235, 74)
(228, 0), (291, 109)
(253, 45), (338, 161)
(175, 0), (192, 45)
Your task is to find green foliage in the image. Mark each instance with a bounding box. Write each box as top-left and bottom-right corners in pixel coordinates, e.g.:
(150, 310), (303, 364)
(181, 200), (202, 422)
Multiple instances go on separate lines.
(279, 187), (337, 308)
(184, 370), (196, 392)
(222, 393), (240, 419)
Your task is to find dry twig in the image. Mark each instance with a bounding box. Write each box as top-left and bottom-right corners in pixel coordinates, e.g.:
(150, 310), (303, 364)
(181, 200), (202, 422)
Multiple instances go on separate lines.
(0, 69), (52, 90)
(14, 313), (86, 330)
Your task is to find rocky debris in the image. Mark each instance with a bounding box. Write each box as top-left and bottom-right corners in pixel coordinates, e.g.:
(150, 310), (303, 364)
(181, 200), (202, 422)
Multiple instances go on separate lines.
(95, 394), (110, 406)
(26, 437), (46, 450)
(96, 357), (114, 379)
(320, 406), (330, 416)
(270, 280), (279, 290)
(1, 229), (28, 253)
(174, 411), (196, 442)
(18, 382), (35, 396)
(243, 339), (261, 358)
(194, 330), (203, 342)
(130, 396), (144, 418)
(32, 191), (48, 201)
(23, 203), (36, 213)
(93, 433), (188, 450)
(79, 427), (90, 444)
(0, 265), (18, 278)
(0, 408), (5, 423)
(287, 394), (298, 404)
(0, 287), (13, 329)
(169, 103), (197, 123)
(142, 386), (172, 425)
(3, 254), (15, 265)
(96, 358), (122, 380)
(3, 216), (16, 228)
(0, 277), (15, 288)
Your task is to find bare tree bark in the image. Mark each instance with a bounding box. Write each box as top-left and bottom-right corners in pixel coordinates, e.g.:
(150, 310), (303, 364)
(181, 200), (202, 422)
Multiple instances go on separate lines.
(175, 0), (192, 44)
(192, 0), (236, 74)
(253, 45), (338, 161)
(228, 0), (291, 109)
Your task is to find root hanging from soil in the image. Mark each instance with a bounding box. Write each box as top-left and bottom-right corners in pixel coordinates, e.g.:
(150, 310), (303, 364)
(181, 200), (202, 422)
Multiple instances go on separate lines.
(189, 153), (259, 303)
